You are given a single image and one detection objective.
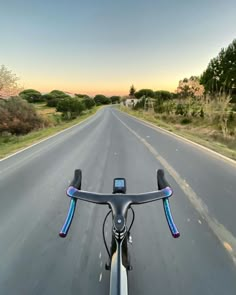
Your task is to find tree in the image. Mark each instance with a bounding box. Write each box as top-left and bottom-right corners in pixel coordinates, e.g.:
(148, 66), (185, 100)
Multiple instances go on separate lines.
(129, 85), (136, 96)
(56, 97), (85, 119)
(94, 94), (111, 105)
(134, 89), (155, 99)
(176, 76), (204, 98)
(82, 97), (95, 109)
(75, 94), (90, 99)
(154, 90), (172, 101)
(0, 65), (22, 98)
(200, 39), (236, 94)
(110, 96), (120, 104)
(19, 89), (43, 103)
(44, 90), (70, 107)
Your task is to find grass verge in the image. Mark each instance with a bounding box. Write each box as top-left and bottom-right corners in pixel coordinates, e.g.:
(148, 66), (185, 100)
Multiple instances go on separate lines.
(0, 107), (100, 159)
(119, 106), (236, 161)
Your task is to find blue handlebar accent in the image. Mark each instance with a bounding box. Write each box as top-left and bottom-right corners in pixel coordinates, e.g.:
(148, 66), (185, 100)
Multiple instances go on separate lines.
(59, 198), (77, 238)
(163, 198), (180, 238)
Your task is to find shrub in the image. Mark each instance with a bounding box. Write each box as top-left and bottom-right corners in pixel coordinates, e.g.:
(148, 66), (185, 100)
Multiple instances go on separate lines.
(56, 97), (85, 119)
(175, 103), (185, 115)
(94, 95), (111, 105)
(82, 97), (95, 109)
(0, 97), (43, 135)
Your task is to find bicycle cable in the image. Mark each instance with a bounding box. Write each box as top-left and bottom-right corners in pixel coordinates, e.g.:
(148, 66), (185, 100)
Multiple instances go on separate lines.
(102, 207), (135, 259)
(103, 210), (112, 259)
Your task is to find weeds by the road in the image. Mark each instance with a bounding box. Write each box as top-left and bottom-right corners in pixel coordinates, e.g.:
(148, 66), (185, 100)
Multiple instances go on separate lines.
(119, 106), (236, 161)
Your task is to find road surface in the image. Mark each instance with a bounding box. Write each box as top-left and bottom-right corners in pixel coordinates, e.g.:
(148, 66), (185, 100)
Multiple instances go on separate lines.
(0, 107), (236, 294)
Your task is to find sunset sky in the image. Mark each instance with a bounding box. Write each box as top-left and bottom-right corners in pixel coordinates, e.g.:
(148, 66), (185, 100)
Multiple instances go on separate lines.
(0, 0), (235, 96)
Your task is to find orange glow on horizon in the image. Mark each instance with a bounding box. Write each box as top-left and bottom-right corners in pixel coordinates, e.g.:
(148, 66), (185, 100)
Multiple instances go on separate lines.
(24, 80), (177, 96)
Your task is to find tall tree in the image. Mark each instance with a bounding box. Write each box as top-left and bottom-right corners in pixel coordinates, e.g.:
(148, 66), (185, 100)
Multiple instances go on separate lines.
(200, 39), (236, 94)
(129, 85), (136, 96)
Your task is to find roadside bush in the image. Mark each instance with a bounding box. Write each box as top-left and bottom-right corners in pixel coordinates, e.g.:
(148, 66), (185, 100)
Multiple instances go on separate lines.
(175, 103), (185, 116)
(56, 97), (85, 120)
(82, 97), (95, 109)
(0, 97), (43, 135)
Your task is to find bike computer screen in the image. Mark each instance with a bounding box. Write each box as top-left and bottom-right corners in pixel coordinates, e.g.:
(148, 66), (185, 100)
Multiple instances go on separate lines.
(113, 178), (126, 194)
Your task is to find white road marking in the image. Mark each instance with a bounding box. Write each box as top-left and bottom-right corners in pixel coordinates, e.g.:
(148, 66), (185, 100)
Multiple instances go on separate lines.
(100, 261), (103, 267)
(99, 252), (102, 259)
(198, 220), (202, 224)
(99, 273), (103, 282)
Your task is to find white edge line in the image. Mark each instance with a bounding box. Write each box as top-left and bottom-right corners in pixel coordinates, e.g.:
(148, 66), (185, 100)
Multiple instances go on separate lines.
(0, 109), (101, 162)
(117, 109), (236, 167)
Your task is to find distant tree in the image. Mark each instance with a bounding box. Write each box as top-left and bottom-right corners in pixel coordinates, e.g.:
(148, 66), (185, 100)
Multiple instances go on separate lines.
(110, 96), (120, 104)
(134, 89), (155, 99)
(129, 85), (136, 96)
(19, 89), (43, 103)
(94, 94), (111, 105)
(0, 65), (22, 98)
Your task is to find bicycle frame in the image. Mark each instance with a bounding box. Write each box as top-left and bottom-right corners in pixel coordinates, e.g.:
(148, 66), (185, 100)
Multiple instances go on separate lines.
(109, 238), (128, 295)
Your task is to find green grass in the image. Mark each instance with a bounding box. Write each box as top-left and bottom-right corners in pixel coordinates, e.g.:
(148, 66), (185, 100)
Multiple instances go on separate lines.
(119, 106), (236, 161)
(0, 107), (100, 159)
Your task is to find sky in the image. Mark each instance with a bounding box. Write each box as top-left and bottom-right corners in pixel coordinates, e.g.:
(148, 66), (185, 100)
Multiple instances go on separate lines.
(0, 0), (235, 96)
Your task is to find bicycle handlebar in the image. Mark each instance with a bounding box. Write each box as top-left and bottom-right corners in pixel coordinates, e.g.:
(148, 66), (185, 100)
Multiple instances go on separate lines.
(157, 169), (180, 238)
(59, 169), (180, 239)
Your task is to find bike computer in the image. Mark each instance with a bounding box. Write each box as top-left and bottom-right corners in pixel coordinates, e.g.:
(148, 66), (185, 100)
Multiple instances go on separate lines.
(113, 178), (126, 194)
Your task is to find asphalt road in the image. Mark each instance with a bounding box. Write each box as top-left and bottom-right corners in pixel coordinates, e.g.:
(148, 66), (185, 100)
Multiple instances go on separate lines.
(0, 107), (236, 295)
